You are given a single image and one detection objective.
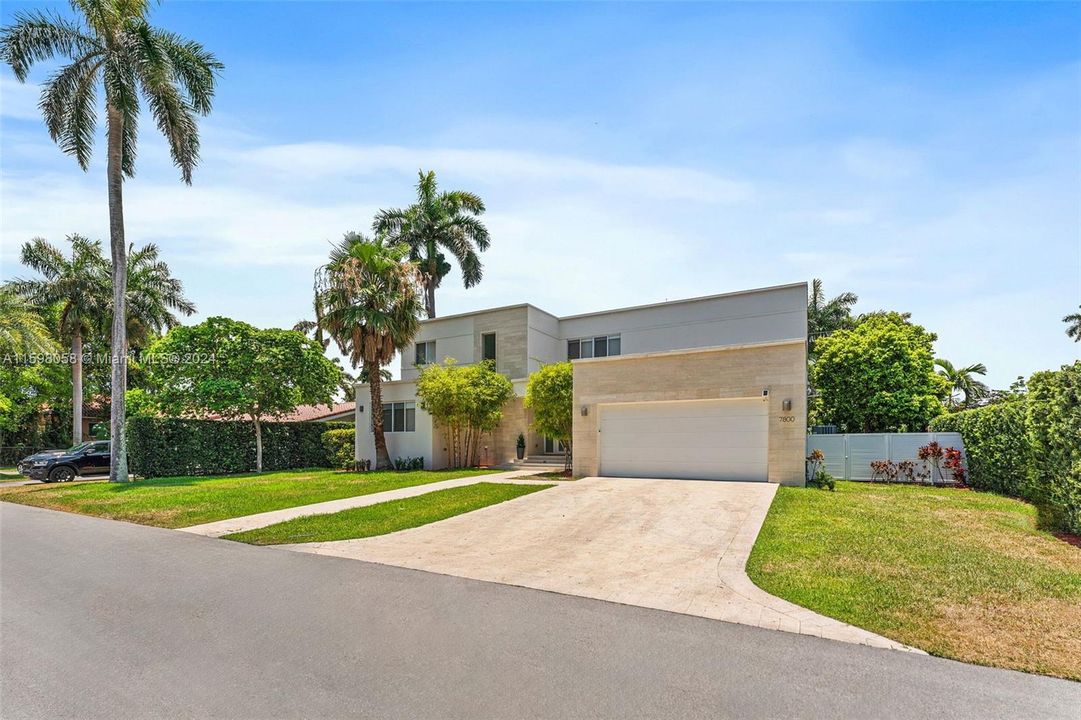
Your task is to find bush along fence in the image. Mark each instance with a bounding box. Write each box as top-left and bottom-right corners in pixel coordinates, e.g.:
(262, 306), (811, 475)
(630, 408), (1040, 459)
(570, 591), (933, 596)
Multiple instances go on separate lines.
(931, 360), (1081, 534)
(128, 417), (353, 478)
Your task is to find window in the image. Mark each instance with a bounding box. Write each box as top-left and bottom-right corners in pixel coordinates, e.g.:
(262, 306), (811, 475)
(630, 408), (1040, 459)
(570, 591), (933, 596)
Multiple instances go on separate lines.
(415, 340), (435, 366)
(482, 332), (496, 361)
(375, 402), (416, 433)
(567, 334), (621, 360)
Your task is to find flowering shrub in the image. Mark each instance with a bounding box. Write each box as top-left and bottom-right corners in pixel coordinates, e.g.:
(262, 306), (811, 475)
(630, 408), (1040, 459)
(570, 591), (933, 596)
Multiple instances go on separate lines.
(943, 447), (967, 486)
(805, 449), (835, 491)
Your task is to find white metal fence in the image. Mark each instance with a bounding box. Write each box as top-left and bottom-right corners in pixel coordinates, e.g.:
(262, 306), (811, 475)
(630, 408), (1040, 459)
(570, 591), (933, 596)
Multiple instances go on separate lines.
(806, 432), (967, 481)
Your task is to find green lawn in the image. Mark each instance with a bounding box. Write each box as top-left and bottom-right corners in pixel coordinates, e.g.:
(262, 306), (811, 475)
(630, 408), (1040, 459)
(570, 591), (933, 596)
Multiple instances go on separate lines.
(0, 467), (23, 481)
(0, 468), (500, 529)
(224, 482), (552, 545)
(747, 481), (1081, 681)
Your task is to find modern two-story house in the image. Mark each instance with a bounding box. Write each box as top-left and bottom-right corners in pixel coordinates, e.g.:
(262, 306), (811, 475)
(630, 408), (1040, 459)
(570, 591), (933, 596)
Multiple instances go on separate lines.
(354, 281), (808, 484)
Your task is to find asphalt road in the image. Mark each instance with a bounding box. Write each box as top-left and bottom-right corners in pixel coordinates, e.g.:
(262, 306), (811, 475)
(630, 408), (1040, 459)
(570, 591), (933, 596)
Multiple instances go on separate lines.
(1, 503), (1077, 720)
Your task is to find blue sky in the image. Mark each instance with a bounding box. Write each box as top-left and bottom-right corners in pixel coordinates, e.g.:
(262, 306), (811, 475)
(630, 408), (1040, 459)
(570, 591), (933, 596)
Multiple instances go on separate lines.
(1, 1), (1079, 386)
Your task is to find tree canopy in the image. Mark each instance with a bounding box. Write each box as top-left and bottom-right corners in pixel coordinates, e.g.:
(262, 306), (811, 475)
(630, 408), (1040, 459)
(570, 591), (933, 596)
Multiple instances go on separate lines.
(373, 170), (490, 318)
(145, 317), (339, 471)
(812, 312), (949, 432)
(525, 361), (574, 470)
(416, 359), (514, 468)
(314, 232), (423, 469)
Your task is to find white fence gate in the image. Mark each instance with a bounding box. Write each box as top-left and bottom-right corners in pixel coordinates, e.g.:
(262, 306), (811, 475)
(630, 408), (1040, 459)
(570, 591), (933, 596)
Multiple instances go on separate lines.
(806, 432), (967, 481)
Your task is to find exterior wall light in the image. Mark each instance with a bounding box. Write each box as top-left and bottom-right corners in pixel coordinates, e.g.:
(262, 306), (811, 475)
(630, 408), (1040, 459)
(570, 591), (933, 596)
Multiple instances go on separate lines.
(782, 399), (792, 412)
(581, 405), (589, 416)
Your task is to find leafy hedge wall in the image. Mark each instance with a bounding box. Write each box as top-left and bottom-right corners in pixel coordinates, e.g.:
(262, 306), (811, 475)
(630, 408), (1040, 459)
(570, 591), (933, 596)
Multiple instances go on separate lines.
(128, 417), (353, 478)
(1027, 364), (1081, 534)
(931, 360), (1081, 533)
(930, 401), (1029, 496)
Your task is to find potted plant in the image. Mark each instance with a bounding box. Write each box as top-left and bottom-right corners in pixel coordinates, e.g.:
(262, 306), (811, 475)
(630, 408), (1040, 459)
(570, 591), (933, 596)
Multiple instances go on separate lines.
(516, 433), (526, 460)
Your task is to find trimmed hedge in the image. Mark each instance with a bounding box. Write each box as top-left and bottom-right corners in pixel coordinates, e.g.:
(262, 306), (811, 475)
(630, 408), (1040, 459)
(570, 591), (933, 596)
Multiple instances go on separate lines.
(931, 360), (1081, 533)
(1027, 364), (1081, 534)
(930, 401), (1029, 497)
(128, 417), (353, 478)
(322, 428), (355, 470)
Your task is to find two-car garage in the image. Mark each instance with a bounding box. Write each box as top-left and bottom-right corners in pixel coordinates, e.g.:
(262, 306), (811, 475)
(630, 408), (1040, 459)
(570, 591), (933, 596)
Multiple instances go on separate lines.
(597, 397), (770, 482)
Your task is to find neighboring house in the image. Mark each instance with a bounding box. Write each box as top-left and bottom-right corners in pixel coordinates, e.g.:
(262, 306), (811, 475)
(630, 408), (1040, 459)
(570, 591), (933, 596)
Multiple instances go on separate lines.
(355, 282), (808, 485)
(277, 402), (356, 423)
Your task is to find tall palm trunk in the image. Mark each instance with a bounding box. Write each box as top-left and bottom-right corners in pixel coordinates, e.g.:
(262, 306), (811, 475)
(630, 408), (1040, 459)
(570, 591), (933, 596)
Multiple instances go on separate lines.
(368, 361), (391, 469)
(106, 105), (129, 482)
(425, 281), (436, 319)
(424, 253), (437, 319)
(71, 330), (82, 445)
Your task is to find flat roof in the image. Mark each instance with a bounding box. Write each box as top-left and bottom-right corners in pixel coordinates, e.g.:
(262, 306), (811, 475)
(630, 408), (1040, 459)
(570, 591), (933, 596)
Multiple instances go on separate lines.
(419, 281), (807, 325)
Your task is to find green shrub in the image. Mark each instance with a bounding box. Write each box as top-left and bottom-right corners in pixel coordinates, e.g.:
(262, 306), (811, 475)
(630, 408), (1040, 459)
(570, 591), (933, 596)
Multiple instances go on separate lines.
(128, 417), (350, 478)
(930, 401), (1030, 496)
(393, 456), (424, 471)
(1027, 363), (1081, 534)
(322, 428), (355, 470)
(931, 361), (1081, 534)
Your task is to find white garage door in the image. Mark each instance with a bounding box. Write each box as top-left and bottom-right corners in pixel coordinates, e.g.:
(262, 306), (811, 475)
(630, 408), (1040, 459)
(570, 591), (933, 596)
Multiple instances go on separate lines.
(598, 398), (768, 481)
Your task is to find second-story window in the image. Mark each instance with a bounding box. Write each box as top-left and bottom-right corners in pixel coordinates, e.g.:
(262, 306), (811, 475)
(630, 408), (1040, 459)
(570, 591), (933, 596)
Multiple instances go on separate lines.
(482, 333), (496, 362)
(415, 340), (435, 366)
(567, 334), (621, 360)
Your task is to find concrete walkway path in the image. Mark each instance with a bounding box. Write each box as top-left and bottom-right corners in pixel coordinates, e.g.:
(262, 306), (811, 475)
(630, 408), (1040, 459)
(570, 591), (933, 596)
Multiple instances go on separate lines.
(178, 469), (552, 537)
(285, 477), (917, 652)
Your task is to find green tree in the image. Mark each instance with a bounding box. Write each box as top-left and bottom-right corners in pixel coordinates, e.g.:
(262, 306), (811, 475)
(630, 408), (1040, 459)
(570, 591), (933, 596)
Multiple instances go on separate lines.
(1064, 306), (1081, 343)
(315, 233), (423, 469)
(2, 0), (223, 481)
(935, 358), (990, 410)
(525, 361), (574, 471)
(0, 285), (59, 357)
(416, 359), (514, 469)
(145, 317), (339, 472)
(812, 312), (949, 432)
(807, 278), (858, 345)
(373, 170), (491, 318)
(0, 286), (65, 441)
(121, 242), (196, 349)
(13, 235), (108, 445)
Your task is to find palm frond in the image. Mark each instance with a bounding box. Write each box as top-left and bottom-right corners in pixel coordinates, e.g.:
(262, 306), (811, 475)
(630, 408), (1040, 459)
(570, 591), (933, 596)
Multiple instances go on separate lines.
(0, 10), (99, 80)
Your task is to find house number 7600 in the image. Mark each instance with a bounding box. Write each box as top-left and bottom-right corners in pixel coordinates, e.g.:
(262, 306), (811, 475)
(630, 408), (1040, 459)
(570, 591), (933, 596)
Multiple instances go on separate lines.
(778, 415), (796, 422)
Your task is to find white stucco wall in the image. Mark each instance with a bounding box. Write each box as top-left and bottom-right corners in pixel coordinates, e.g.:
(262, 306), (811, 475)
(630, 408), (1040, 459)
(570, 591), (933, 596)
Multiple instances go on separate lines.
(354, 380), (435, 469)
(558, 283), (807, 356)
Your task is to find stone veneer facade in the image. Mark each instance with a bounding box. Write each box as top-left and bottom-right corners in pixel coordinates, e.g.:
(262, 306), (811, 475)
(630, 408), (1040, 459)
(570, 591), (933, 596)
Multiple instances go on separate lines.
(571, 340), (807, 485)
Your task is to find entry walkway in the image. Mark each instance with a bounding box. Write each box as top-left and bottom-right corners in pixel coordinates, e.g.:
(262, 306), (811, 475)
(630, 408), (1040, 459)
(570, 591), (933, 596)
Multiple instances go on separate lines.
(178, 469), (551, 537)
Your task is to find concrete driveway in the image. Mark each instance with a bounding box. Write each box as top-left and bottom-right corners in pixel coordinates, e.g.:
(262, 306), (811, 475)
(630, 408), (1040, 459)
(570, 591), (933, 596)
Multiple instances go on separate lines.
(286, 477), (905, 649)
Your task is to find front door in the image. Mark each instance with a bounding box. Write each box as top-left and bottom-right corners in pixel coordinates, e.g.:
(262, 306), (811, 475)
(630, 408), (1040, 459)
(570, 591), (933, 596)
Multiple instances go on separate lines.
(543, 437), (565, 454)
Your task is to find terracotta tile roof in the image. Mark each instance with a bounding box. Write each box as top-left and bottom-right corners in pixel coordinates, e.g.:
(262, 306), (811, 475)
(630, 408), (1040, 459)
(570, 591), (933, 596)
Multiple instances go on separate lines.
(276, 402), (355, 422)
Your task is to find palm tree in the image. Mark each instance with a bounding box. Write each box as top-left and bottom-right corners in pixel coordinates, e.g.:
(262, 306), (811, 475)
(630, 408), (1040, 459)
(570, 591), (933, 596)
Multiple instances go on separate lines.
(315, 232), (423, 469)
(374, 170), (490, 318)
(0, 285), (60, 357)
(14, 235), (109, 445)
(807, 278), (858, 339)
(935, 358), (990, 409)
(1064, 306), (1081, 343)
(121, 242), (196, 348)
(2, 2), (222, 481)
